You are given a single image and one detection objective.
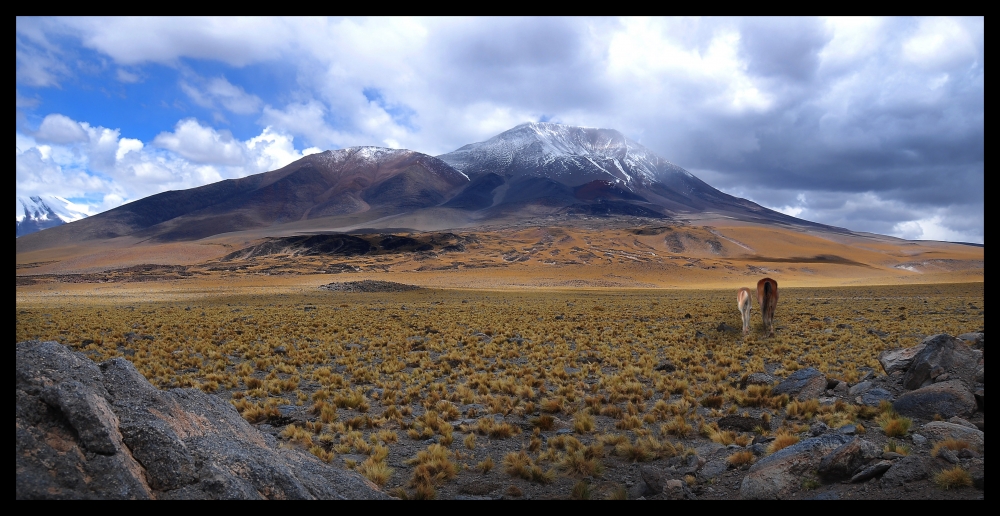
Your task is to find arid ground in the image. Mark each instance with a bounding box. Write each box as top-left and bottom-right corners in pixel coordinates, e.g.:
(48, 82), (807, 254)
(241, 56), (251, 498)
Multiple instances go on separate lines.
(16, 219), (984, 499)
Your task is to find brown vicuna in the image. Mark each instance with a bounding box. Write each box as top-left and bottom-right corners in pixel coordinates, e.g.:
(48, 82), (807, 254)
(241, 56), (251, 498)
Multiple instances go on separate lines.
(757, 278), (778, 336)
(737, 287), (753, 335)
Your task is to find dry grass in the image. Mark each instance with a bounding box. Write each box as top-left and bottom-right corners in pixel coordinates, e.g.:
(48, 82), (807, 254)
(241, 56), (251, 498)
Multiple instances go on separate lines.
(14, 281), (983, 498)
(768, 431), (801, 454)
(933, 466), (973, 489)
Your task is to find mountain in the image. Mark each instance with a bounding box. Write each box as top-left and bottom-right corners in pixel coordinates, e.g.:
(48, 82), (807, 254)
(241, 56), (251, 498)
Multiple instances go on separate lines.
(17, 123), (841, 251)
(437, 122), (828, 227)
(17, 147), (468, 249)
(16, 195), (92, 238)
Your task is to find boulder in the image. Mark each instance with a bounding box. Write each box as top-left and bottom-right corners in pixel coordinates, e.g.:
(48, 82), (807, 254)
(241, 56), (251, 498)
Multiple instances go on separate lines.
(881, 455), (931, 486)
(967, 458), (984, 490)
(956, 332), (983, 350)
(773, 368), (827, 401)
(902, 334), (982, 390)
(878, 343), (926, 375)
(16, 340), (388, 500)
(816, 437), (882, 481)
(893, 380), (978, 420)
(739, 433), (851, 499)
(919, 421), (984, 452)
(848, 381), (872, 396)
(859, 387), (894, 406)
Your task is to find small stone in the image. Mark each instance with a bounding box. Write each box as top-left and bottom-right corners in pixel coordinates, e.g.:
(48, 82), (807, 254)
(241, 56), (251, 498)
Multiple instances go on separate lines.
(810, 421), (830, 437)
(838, 424), (857, 435)
(911, 434), (928, 447)
(849, 381), (873, 396)
(860, 387), (894, 406)
(850, 460), (892, 483)
(882, 452), (905, 460)
(937, 448), (960, 464)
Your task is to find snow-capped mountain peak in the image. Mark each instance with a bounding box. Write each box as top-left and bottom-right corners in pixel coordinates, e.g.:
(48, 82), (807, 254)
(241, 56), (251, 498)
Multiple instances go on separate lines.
(438, 122), (690, 187)
(16, 195), (93, 237)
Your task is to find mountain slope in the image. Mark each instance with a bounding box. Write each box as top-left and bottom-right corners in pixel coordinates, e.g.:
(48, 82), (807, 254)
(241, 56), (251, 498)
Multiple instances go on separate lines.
(437, 122), (838, 229)
(16, 148), (468, 250)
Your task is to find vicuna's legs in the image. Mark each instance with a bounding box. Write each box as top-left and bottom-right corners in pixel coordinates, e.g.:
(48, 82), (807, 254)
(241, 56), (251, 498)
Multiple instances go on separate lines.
(737, 287), (753, 335)
(756, 277), (779, 336)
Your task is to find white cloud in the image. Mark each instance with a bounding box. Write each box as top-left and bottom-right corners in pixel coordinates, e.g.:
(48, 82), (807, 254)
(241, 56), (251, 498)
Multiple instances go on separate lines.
(116, 68), (141, 83)
(903, 17), (978, 69)
(152, 118), (247, 165)
(17, 115), (323, 217)
(116, 138), (143, 161)
(181, 75), (262, 115)
(35, 114), (89, 144)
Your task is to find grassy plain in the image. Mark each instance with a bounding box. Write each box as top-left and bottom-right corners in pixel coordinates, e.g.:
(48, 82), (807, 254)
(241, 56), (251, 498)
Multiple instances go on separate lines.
(16, 280), (983, 499)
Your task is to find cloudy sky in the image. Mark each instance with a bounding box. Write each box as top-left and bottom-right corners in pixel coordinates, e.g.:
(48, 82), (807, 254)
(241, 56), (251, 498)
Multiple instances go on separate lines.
(16, 17), (984, 243)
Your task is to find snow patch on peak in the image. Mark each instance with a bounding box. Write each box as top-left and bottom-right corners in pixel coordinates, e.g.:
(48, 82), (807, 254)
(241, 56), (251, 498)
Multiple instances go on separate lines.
(16, 195), (92, 223)
(439, 122), (693, 187)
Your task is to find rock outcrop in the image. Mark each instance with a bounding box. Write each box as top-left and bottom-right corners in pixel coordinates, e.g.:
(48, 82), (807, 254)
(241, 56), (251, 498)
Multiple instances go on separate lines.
(16, 340), (389, 500)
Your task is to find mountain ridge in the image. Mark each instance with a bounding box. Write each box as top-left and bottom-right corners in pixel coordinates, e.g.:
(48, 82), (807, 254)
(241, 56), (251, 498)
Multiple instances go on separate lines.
(17, 122), (846, 251)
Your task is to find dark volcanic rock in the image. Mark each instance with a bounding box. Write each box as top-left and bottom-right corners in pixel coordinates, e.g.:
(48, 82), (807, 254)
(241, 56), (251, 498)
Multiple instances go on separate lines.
(902, 334), (982, 390)
(739, 433), (852, 499)
(881, 455), (932, 486)
(878, 343), (926, 375)
(773, 368), (827, 401)
(816, 437), (881, 481)
(893, 380), (978, 420)
(16, 340), (387, 500)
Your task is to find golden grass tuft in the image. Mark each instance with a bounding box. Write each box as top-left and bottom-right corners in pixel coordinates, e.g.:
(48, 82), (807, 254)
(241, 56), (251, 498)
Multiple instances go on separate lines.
(933, 466), (973, 489)
(767, 431), (800, 454)
(502, 450), (555, 484)
(727, 449), (755, 468)
(931, 438), (972, 457)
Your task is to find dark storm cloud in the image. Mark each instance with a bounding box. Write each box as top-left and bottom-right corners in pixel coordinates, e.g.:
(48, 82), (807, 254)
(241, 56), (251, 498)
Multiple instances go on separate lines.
(433, 17), (614, 111)
(738, 17), (830, 82)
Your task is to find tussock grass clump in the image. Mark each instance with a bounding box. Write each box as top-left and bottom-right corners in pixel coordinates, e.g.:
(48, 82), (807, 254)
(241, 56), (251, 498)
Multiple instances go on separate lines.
(876, 404), (912, 438)
(661, 415), (693, 438)
(932, 438), (972, 456)
(573, 410), (596, 433)
(767, 431), (800, 454)
(884, 440), (911, 456)
(786, 398), (821, 420)
(358, 457), (394, 486)
(531, 414), (556, 431)
(502, 450), (555, 484)
(476, 456), (494, 473)
(406, 444), (458, 492)
(571, 480), (592, 500)
(727, 450), (755, 468)
(933, 466), (973, 489)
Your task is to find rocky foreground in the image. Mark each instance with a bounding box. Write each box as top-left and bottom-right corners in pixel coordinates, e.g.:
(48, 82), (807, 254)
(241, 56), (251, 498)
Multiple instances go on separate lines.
(16, 332), (984, 500)
(15, 340), (388, 499)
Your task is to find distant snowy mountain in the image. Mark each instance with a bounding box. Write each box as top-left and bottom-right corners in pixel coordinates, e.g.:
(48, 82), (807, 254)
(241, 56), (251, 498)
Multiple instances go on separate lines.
(438, 122), (691, 188)
(16, 195), (92, 237)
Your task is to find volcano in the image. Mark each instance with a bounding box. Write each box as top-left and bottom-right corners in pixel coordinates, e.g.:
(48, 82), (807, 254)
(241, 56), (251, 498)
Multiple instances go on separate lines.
(17, 122), (840, 253)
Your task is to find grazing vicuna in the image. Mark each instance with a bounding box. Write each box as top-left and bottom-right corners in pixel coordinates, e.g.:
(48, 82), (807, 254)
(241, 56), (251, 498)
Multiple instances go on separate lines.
(737, 287), (753, 335)
(757, 277), (778, 336)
